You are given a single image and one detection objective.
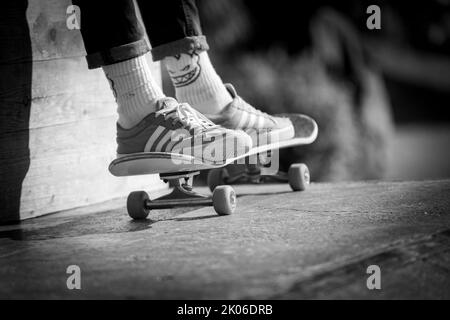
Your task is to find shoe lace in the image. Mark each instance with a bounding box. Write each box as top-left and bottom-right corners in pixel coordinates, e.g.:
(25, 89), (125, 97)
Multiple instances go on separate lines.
(156, 102), (218, 132)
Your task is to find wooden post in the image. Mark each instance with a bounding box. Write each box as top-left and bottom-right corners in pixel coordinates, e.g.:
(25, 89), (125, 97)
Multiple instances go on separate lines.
(0, 0), (166, 223)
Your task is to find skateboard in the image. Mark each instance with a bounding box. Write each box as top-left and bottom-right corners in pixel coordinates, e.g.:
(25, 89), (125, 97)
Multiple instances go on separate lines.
(109, 114), (318, 219)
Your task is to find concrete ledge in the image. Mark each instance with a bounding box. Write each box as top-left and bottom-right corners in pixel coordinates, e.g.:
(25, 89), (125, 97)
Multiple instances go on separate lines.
(0, 0), (166, 222)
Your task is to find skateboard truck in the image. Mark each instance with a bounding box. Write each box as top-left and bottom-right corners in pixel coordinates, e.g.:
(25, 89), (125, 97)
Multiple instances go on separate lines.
(126, 171), (237, 220)
(110, 114), (318, 220)
(207, 163), (310, 192)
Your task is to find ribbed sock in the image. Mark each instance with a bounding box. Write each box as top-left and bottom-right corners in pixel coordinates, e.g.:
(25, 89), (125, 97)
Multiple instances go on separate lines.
(103, 54), (165, 129)
(164, 51), (232, 115)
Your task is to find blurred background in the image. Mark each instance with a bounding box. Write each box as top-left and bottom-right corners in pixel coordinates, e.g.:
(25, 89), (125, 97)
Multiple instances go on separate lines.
(163, 0), (450, 182)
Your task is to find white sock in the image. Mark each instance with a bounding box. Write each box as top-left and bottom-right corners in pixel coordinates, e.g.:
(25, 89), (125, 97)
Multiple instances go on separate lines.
(164, 51), (232, 114)
(103, 54), (165, 129)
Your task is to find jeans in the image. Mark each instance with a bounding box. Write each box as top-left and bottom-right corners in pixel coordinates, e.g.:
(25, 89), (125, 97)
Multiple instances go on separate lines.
(73, 0), (209, 69)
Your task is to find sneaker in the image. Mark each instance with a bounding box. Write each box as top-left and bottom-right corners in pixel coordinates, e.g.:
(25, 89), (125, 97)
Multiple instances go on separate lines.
(206, 84), (295, 146)
(116, 97), (252, 164)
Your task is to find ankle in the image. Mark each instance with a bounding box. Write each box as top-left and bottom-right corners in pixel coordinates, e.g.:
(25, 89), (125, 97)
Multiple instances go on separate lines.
(103, 55), (164, 129)
(164, 51), (232, 114)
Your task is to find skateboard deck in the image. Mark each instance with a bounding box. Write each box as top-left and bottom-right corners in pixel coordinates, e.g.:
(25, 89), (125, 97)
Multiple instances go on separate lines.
(108, 114), (318, 219)
(109, 114), (318, 176)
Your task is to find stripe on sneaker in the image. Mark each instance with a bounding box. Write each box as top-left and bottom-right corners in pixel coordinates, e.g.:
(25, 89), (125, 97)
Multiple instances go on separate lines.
(257, 114), (264, 128)
(236, 112), (249, 129)
(154, 128), (172, 152)
(163, 128), (188, 152)
(160, 134), (175, 152)
(247, 113), (257, 128)
(144, 126), (165, 152)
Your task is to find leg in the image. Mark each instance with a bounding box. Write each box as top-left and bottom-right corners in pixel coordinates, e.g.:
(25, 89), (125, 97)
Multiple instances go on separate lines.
(137, 0), (232, 114)
(138, 0), (295, 146)
(75, 0), (251, 161)
(74, 0), (164, 129)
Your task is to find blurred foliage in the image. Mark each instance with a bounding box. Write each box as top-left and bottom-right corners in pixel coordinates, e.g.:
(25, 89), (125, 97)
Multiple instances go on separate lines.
(197, 0), (251, 53)
(198, 0), (450, 54)
(194, 1), (394, 181)
(363, 0), (450, 54)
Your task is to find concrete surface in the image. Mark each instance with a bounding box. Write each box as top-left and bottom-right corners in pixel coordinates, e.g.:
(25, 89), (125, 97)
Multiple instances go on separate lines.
(0, 180), (449, 299)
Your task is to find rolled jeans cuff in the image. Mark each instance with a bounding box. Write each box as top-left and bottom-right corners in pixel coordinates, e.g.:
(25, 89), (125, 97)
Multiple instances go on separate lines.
(151, 36), (209, 61)
(85, 39), (150, 69)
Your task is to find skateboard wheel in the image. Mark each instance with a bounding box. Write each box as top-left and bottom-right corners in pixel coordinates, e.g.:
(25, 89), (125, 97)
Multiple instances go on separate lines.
(288, 163), (310, 191)
(207, 168), (228, 192)
(127, 191), (150, 220)
(212, 185), (236, 216)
